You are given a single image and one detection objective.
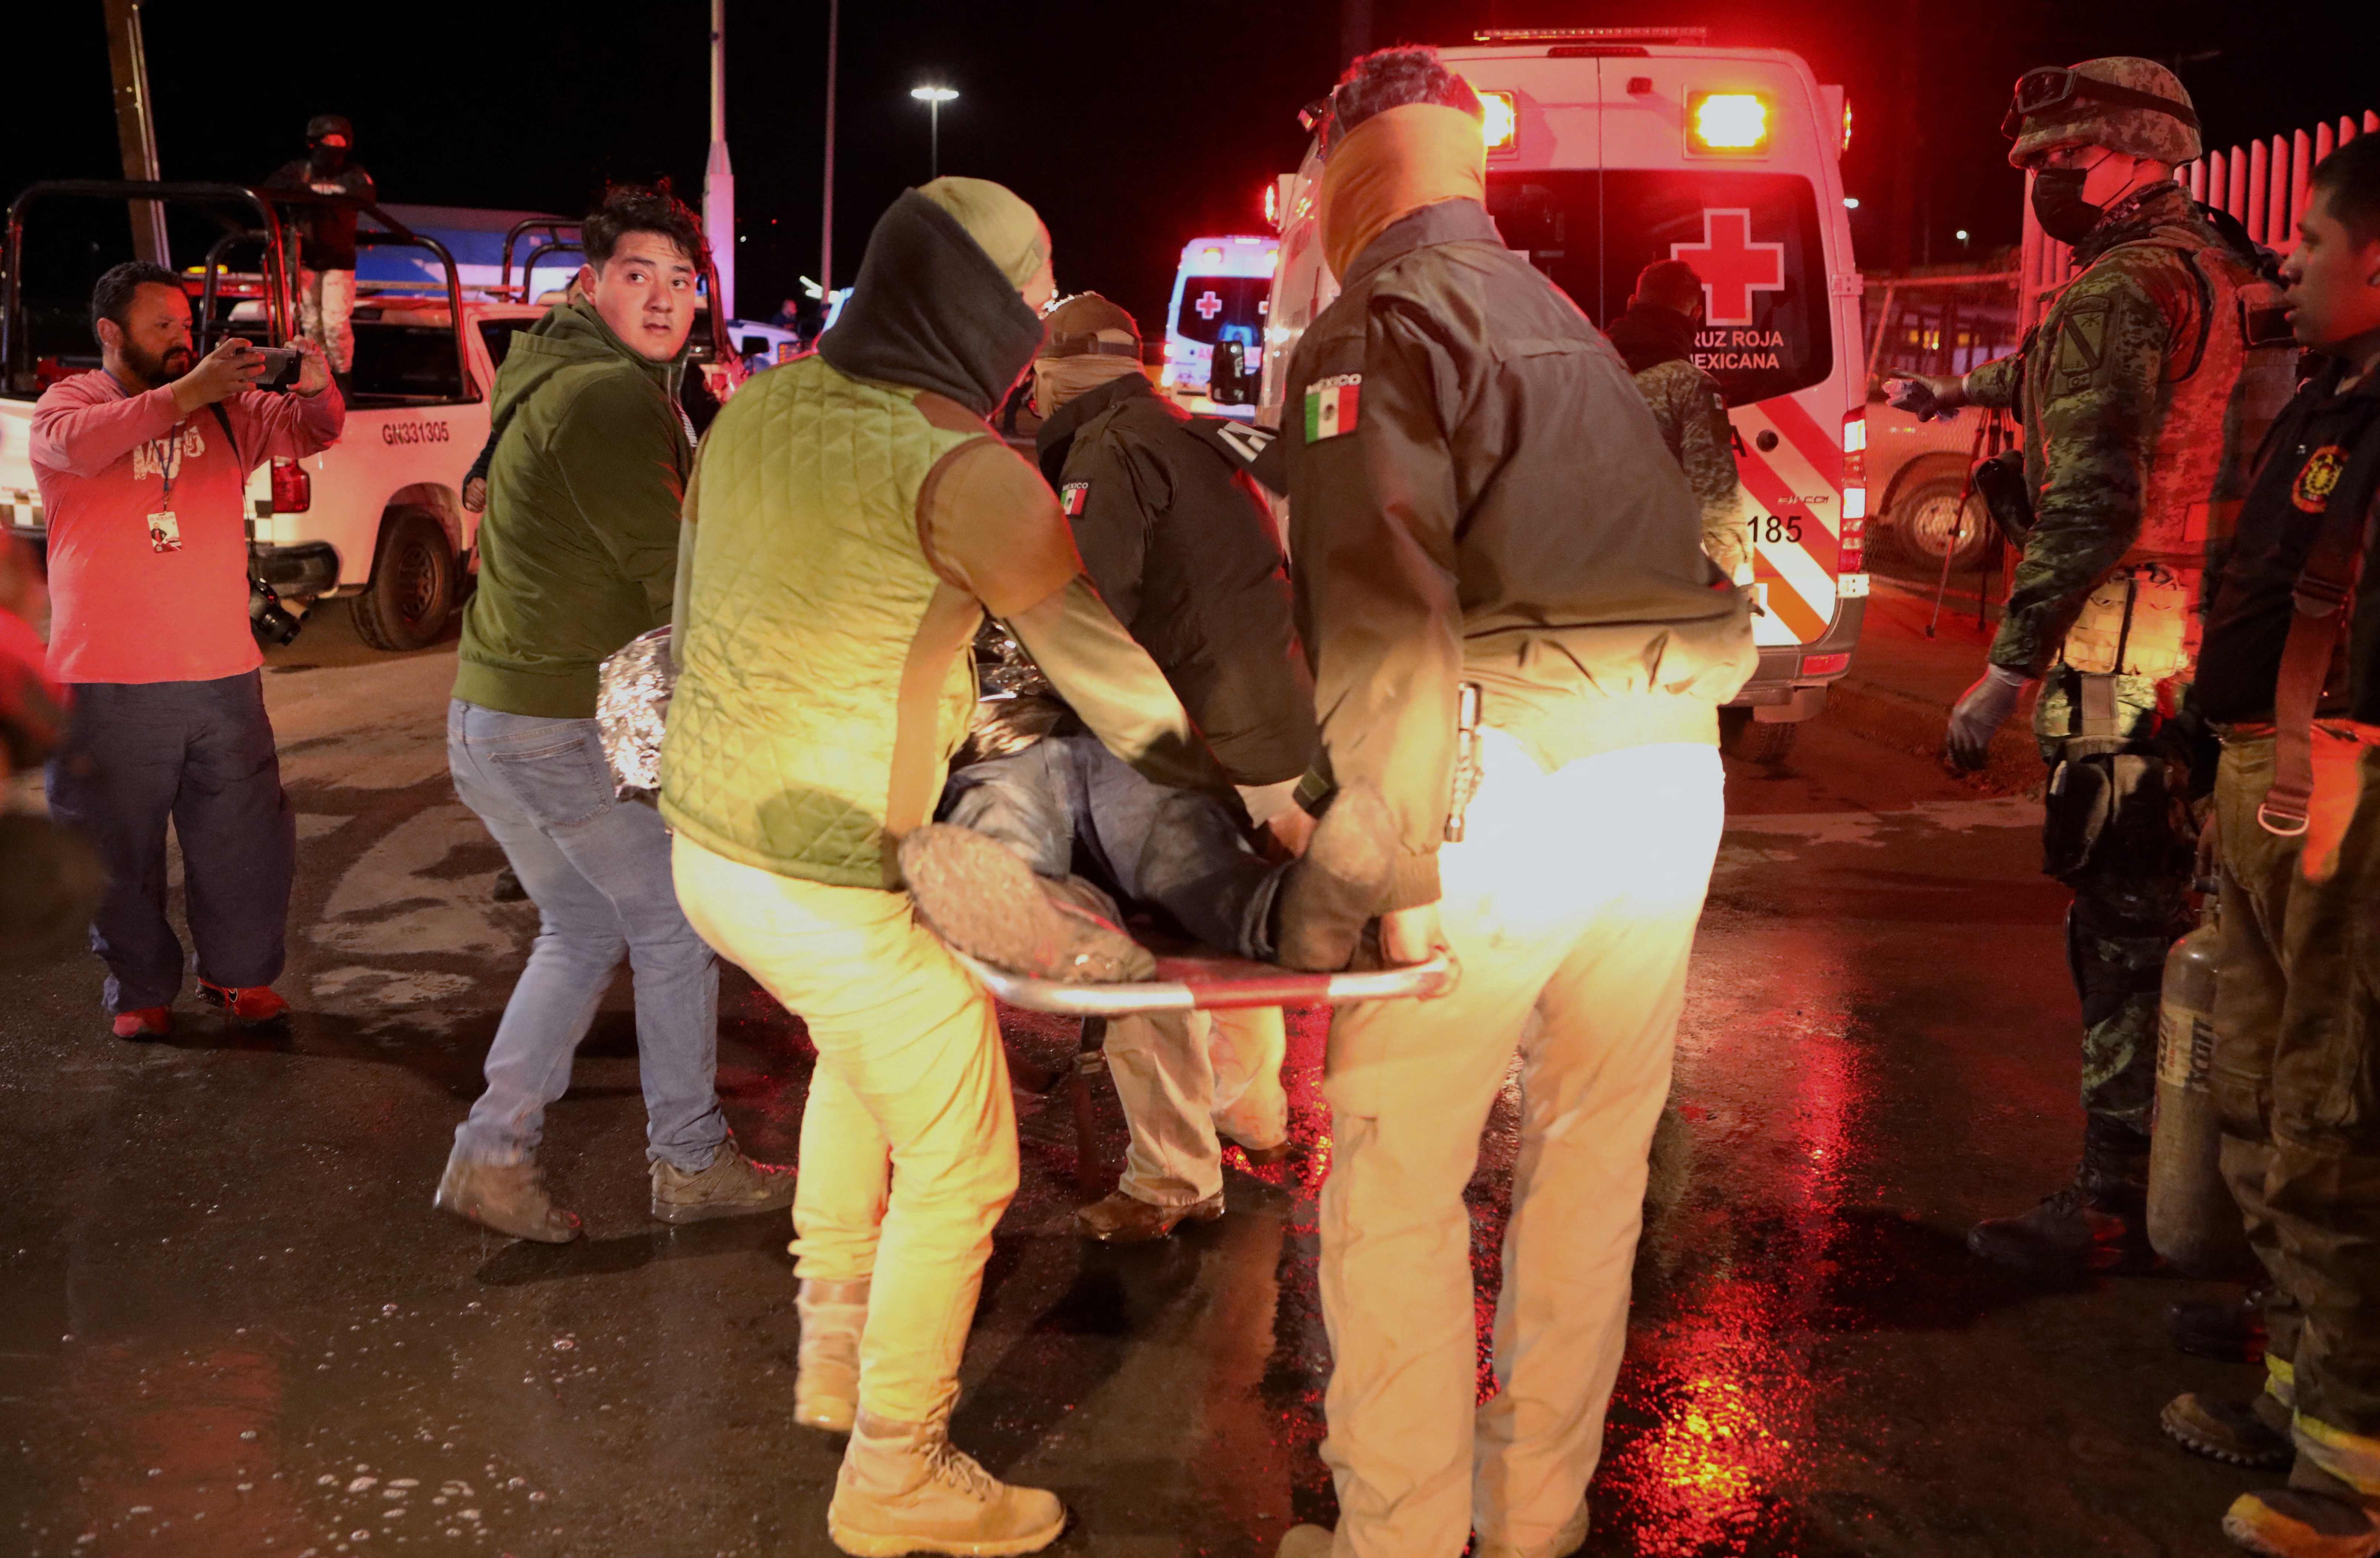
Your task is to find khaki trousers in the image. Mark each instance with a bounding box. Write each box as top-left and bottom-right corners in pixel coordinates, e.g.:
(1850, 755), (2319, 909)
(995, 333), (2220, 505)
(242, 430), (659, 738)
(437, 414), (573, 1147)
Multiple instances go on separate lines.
(671, 836), (1018, 1425)
(1109, 1005), (1289, 1207)
(1318, 734), (1725, 1558)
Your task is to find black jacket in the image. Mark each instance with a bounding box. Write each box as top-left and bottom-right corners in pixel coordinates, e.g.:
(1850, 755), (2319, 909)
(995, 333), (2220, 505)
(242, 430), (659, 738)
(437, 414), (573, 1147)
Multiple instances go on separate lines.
(1270, 199), (1755, 908)
(1036, 372), (1317, 786)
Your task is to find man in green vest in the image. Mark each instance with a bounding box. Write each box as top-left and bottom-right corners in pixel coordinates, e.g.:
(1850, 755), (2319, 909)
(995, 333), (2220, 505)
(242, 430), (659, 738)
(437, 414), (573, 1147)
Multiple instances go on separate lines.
(662, 179), (1228, 1558)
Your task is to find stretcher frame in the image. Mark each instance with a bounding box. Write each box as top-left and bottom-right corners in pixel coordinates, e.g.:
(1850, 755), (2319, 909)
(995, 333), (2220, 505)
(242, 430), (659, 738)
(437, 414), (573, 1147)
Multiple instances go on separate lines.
(953, 949), (1457, 1015)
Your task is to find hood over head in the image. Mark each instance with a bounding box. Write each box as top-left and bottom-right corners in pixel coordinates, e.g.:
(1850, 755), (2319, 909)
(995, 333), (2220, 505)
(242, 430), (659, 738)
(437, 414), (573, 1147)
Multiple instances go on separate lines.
(819, 187), (1046, 417)
(1604, 303), (1702, 377)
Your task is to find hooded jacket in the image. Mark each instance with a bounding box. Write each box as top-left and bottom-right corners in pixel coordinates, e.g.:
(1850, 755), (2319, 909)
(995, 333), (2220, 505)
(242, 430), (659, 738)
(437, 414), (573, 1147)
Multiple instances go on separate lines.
(1607, 303), (1754, 576)
(1037, 372), (1316, 785)
(452, 300), (690, 720)
(661, 191), (1224, 888)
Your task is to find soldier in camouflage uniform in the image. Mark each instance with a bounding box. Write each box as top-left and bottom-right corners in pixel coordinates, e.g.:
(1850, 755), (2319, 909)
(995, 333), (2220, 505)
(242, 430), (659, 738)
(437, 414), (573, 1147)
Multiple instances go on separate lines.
(1607, 259), (1755, 578)
(1892, 57), (2293, 1278)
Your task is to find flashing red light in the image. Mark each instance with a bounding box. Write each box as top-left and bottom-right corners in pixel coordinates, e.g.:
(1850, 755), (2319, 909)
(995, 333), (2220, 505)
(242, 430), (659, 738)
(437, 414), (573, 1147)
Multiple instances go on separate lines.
(1687, 92), (1771, 155)
(270, 457), (310, 513)
(1842, 98), (1854, 153)
(1264, 182), (1279, 227)
(1801, 651), (1850, 677)
(1480, 91), (1518, 153)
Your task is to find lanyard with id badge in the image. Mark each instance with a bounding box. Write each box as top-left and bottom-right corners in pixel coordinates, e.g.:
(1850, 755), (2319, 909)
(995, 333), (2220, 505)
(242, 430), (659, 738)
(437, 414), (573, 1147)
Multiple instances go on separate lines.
(146, 404), (237, 554)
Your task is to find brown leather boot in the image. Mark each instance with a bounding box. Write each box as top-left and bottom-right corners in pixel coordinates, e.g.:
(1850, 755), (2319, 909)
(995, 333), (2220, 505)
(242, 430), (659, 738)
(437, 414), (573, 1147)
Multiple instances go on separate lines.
(1074, 1189), (1224, 1244)
(900, 824), (1153, 983)
(826, 1408), (1066, 1557)
(433, 1152), (581, 1243)
(796, 1278), (869, 1434)
(650, 1138), (797, 1224)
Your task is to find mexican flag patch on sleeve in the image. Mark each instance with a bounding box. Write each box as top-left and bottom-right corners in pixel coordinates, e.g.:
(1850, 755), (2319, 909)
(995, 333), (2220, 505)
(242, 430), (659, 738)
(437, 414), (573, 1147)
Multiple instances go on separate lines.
(1060, 481), (1089, 516)
(1304, 374), (1362, 442)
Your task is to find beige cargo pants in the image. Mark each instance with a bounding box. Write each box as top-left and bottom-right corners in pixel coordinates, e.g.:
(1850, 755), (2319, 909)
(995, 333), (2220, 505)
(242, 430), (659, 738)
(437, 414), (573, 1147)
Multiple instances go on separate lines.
(1107, 1005), (1289, 1208)
(298, 267), (357, 374)
(672, 835), (1017, 1426)
(1317, 733), (1725, 1558)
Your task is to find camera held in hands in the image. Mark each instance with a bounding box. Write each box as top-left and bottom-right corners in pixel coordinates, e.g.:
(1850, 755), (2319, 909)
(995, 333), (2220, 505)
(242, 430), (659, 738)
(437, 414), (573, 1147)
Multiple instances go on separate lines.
(249, 347), (303, 392)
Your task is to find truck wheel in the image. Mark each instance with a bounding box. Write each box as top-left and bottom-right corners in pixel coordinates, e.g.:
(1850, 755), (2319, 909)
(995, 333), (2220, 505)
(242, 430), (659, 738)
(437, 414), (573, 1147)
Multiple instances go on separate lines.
(351, 507), (457, 652)
(1720, 708), (1800, 766)
(1890, 475), (1994, 570)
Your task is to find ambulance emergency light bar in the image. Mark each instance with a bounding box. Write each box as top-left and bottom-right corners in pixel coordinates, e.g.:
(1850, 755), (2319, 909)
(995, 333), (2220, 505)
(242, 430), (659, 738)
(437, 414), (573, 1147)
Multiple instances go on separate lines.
(1687, 91), (1773, 155)
(1471, 27), (1709, 44)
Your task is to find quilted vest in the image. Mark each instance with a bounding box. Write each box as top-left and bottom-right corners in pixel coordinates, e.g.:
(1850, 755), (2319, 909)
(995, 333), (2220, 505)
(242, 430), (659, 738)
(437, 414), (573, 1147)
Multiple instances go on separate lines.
(2053, 228), (2297, 679)
(659, 356), (986, 888)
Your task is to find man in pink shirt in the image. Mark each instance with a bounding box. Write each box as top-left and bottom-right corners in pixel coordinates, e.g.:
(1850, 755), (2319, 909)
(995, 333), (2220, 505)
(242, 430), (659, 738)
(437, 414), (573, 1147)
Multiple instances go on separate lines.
(34, 261), (342, 1039)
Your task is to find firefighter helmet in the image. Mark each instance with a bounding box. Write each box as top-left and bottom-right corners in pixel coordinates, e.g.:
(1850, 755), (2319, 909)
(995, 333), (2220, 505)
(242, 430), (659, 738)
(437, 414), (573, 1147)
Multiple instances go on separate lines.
(2005, 58), (2200, 169)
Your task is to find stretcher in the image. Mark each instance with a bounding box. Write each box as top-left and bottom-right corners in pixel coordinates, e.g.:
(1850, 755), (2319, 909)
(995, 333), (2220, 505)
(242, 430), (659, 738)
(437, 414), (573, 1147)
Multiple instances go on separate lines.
(953, 947), (1456, 1015)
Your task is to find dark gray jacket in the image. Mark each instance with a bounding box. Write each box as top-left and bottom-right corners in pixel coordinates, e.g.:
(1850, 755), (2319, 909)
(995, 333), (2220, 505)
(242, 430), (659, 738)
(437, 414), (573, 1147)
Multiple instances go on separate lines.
(1036, 372), (1317, 786)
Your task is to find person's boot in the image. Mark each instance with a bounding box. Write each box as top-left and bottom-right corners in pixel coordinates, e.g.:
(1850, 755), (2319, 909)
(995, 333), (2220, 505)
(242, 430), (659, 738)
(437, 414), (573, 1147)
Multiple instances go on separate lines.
(1476, 1500), (1591, 1558)
(1277, 1526), (1335, 1558)
(433, 1151), (581, 1243)
(197, 980), (290, 1026)
(1967, 1117), (2158, 1278)
(826, 1407), (1067, 1557)
(111, 1006), (173, 1042)
(795, 1278), (868, 1434)
(2164, 1389), (2295, 1469)
(900, 825), (1154, 983)
(2224, 1459), (2380, 1558)
(1075, 1189), (1224, 1244)
(650, 1138), (797, 1224)
(1273, 783), (1398, 972)
(2171, 1287), (2270, 1363)
(1220, 1130), (1295, 1168)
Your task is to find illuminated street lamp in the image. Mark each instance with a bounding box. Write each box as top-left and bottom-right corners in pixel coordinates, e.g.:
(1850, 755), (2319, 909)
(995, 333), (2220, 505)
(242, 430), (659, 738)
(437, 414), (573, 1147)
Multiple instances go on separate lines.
(911, 85), (958, 179)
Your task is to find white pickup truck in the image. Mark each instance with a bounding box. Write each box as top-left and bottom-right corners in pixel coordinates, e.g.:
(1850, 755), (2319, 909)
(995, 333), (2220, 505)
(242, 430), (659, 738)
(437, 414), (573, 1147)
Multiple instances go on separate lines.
(2, 182), (738, 652)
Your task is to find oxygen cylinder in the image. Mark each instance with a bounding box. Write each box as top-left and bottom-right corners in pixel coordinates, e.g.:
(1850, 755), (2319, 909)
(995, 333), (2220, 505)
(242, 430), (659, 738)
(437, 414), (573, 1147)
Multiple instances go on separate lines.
(2147, 895), (2251, 1276)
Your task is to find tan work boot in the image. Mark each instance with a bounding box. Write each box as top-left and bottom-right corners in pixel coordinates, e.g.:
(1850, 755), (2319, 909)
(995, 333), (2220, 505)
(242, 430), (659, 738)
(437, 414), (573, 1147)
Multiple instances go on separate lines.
(434, 1151), (581, 1243)
(1476, 1500), (1591, 1558)
(796, 1278), (869, 1434)
(1075, 1189), (1224, 1244)
(2224, 1459), (2380, 1558)
(899, 824), (1154, 983)
(651, 1138), (798, 1224)
(826, 1408), (1067, 1557)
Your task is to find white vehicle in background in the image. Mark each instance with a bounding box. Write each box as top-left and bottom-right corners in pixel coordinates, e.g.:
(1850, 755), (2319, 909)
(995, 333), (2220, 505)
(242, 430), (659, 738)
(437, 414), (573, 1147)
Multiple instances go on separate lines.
(1161, 233), (1278, 420)
(2, 187), (742, 652)
(1260, 27), (1869, 763)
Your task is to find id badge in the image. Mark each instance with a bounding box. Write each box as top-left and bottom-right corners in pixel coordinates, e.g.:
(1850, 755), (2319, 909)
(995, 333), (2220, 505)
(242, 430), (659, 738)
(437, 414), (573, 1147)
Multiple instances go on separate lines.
(147, 510), (181, 553)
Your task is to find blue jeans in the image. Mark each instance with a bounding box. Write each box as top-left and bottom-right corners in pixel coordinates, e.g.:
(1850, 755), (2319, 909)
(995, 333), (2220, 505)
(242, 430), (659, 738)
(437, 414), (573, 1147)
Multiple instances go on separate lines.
(46, 672), (295, 1013)
(447, 700), (723, 1172)
(939, 732), (1279, 959)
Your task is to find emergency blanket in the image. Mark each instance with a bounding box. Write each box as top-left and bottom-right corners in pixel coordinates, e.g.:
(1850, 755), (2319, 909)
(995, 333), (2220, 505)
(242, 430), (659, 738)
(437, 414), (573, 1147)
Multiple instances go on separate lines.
(595, 625), (675, 801)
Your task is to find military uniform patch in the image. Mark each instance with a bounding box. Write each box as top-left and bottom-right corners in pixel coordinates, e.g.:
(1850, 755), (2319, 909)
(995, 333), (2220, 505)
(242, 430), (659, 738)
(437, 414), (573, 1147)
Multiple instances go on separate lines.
(1061, 481), (1089, 517)
(2294, 446), (2347, 514)
(1304, 374), (1362, 441)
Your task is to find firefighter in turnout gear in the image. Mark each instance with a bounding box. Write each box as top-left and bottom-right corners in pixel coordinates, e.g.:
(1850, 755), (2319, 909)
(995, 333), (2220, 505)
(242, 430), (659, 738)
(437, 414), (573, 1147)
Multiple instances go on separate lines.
(1890, 57), (2296, 1278)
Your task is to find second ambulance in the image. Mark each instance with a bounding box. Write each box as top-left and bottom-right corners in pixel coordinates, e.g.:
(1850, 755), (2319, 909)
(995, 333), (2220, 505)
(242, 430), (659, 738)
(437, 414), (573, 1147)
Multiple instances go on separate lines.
(1260, 27), (1867, 761)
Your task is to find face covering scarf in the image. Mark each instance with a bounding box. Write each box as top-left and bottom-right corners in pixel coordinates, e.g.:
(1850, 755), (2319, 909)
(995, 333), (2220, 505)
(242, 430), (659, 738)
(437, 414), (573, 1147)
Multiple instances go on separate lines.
(1317, 103), (1488, 281)
(1031, 350), (1143, 419)
(2030, 151), (2117, 245)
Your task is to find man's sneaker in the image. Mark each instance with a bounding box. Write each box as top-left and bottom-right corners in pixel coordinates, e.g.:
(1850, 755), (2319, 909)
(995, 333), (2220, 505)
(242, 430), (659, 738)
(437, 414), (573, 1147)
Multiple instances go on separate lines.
(2164, 1391), (2294, 1469)
(796, 1278), (869, 1434)
(434, 1151), (581, 1243)
(1075, 1189), (1225, 1244)
(826, 1409), (1066, 1557)
(2171, 1288), (2270, 1363)
(111, 1006), (173, 1042)
(1476, 1499), (1592, 1558)
(1273, 783), (1397, 972)
(1277, 1526), (1334, 1558)
(197, 981), (290, 1026)
(900, 824), (1154, 983)
(651, 1139), (798, 1225)
(2224, 1488), (2380, 1558)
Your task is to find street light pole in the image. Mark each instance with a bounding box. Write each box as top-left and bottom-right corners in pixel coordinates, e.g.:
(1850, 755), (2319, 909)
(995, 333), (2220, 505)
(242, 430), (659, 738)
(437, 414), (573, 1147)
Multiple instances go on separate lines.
(910, 86), (958, 181)
(702, 0), (735, 319)
(820, 0), (838, 298)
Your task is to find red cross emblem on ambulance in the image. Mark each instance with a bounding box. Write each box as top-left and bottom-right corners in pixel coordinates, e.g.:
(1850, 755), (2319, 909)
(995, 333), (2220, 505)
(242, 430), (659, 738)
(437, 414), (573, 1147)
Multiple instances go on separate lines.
(1194, 290), (1224, 321)
(1669, 209), (1785, 327)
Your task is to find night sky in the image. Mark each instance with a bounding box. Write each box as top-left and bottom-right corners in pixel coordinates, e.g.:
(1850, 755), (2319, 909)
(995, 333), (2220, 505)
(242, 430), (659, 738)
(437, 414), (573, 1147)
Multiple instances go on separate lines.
(7, 0), (2372, 332)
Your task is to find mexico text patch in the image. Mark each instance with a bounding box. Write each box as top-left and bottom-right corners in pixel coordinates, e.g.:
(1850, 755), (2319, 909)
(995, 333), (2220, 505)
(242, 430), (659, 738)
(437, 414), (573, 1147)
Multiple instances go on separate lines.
(1061, 481), (1089, 516)
(1304, 374), (1362, 442)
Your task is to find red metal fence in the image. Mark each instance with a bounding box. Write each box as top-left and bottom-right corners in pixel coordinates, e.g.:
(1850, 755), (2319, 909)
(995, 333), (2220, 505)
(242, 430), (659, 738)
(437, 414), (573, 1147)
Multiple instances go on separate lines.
(2020, 108), (2380, 329)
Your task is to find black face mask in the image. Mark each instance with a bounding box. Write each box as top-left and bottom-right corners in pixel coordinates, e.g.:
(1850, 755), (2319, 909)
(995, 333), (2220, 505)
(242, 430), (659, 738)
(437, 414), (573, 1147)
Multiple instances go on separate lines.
(2030, 167), (2106, 245)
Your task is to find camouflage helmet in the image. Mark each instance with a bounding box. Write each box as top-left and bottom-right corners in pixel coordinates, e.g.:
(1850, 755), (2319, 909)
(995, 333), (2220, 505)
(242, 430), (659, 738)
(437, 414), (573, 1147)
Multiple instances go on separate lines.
(2004, 58), (2200, 169)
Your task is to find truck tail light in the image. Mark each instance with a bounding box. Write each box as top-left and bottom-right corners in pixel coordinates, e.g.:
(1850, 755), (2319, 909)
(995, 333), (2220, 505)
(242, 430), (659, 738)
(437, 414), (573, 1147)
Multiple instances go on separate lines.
(1837, 516), (1867, 572)
(1480, 91), (1519, 153)
(1800, 651), (1850, 677)
(271, 457), (311, 514)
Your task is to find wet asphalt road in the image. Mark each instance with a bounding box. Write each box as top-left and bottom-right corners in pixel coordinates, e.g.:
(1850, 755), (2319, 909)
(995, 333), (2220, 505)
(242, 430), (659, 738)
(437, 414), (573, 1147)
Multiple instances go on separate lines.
(2, 605), (2267, 1558)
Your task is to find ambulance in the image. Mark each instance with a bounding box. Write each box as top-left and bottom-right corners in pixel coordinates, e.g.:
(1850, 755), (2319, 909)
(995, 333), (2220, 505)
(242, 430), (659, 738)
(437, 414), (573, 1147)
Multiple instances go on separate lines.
(1161, 233), (1279, 418)
(1260, 27), (1867, 762)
